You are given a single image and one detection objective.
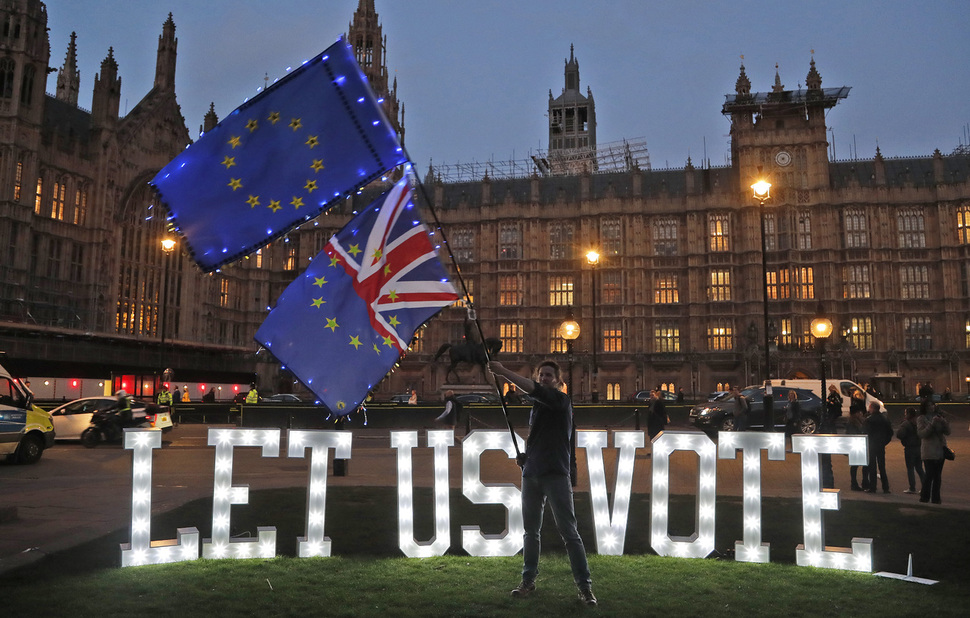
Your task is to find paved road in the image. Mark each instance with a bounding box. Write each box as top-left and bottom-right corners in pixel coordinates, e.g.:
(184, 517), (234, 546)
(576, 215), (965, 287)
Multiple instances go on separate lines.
(1, 416), (967, 575)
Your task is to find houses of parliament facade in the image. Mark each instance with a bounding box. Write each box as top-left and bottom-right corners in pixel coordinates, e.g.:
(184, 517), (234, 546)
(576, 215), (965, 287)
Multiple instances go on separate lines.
(2, 0), (969, 402)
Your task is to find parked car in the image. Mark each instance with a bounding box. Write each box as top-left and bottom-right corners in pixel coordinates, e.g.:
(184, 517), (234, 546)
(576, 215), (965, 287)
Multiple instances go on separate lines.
(261, 393), (302, 403)
(456, 392), (502, 404)
(689, 386), (822, 434)
(632, 389), (677, 403)
(1, 362), (55, 464)
(706, 391), (730, 401)
(49, 396), (172, 440)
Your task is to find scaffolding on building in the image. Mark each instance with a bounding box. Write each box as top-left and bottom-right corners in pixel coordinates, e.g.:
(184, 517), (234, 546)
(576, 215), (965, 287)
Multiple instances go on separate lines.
(429, 137), (651, 183)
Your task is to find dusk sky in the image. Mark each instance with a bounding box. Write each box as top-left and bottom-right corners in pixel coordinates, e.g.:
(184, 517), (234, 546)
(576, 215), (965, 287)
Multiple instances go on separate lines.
(46, 1), (969, 175)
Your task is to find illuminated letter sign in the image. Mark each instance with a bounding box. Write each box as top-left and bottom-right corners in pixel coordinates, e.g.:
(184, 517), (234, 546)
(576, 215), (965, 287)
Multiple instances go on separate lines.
(717, 431), (786, 563)
(578, 430), (643, 555)
(651, 431), (717, 558)
(288, 430), (352, 557)
(460, 430), (525, 556)
(391, 430), (454, 557)
(118, 428), (877, 574)
(120, 429), (199, 566)
(792, 434), (872, 571)
(202, 428), (280, 559)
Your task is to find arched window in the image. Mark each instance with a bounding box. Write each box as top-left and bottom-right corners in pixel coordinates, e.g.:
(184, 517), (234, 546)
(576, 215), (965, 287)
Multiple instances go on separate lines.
(0, 57), (14, 99)
(19, 64), (35, 106)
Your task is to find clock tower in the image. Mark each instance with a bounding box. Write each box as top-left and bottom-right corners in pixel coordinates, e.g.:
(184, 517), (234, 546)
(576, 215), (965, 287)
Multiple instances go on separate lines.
(723, 58), (848, 201)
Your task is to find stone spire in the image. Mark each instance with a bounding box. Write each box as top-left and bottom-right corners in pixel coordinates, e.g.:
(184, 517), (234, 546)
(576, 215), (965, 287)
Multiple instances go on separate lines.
(154, 13), (178, 91)
(735, 62), (751, 97)
(91, 47), (121, 128)
(806, 55), (822, 90)
(203, 102), (219, 133)
(772, 64), (785, 93)
(55, 31), (80, 105)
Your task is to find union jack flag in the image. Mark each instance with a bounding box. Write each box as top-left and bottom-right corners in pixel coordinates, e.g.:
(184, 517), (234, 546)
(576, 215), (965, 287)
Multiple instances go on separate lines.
(255, 178), (458, 414)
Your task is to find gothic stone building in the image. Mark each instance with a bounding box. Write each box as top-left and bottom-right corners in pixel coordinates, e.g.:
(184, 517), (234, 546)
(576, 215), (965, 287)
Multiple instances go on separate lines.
(404, 57), (970, 402)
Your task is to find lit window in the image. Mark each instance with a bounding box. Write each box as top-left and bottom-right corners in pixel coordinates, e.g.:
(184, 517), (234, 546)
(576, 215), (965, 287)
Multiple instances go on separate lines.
(654, 273), (678, 304)
(708, 269), (731, 302)
(848, 317), (873, 350)
(793, 267), (814, 300)
(766, 269), (790, 300)
(603, 322), (622, 352)
(548, 276), (574, 306)
(606, 383), (621, 401)
(709, 213), (730, 252)
(958, 206), (970, 245)
(500, 322), (524, 353)
(707, 319), (733, 351)
(654, 321), (680, 353)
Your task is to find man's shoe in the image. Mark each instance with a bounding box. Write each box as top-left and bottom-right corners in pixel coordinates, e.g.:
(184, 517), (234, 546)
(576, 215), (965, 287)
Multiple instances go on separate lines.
(904, 489), (918, 494)
(851, 485), (862, 491)
(883, 489), (891, 494)
(578, 587), (597, 606)
(511, 580), (535, 598)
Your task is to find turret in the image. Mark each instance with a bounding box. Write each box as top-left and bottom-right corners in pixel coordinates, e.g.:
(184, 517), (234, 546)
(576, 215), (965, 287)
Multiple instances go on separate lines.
(91, 47), (121, 129)
(55, 31), (80, 106)
(154, 13), (177, 92)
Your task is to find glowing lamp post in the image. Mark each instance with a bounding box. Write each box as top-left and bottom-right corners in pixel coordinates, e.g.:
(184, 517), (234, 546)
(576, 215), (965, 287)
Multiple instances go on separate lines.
(811, 308), (834, 404)
(586, 250), (600, 403)
(560, 315), (580, 398)
(160, 236), (177, 385)
(751, 176), (774, 430)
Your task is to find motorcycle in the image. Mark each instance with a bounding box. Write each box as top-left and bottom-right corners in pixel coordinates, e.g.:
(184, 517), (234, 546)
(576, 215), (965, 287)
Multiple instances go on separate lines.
(80, 407), (152, 448)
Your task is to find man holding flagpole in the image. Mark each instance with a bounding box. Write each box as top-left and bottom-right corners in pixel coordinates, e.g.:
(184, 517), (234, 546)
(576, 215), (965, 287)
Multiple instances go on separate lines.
(488, 360), (596, 606)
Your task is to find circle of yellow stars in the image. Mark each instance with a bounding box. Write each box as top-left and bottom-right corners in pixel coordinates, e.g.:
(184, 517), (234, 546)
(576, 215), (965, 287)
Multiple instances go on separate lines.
(220, 108), (326, 215)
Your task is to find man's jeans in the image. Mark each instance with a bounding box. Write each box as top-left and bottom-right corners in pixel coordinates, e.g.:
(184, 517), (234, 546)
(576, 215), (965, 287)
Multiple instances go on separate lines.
(521, 473), (591, 587)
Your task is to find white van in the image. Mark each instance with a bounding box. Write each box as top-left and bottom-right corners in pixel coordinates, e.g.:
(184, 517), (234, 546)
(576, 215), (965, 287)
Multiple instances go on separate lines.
(768, 379), (885, 415)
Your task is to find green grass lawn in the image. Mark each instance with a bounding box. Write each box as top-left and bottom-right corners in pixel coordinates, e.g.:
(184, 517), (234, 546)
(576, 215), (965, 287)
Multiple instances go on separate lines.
(3, 487), (967, 616)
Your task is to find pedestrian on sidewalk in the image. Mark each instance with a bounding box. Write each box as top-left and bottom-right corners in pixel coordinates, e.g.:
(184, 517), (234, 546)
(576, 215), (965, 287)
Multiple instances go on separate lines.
(864, 401), (893, 493)
(917, 402), (951, 504)
(846, 407), (869, 491)
(434, 390), (462, 429)
(896, 407), (925, 494)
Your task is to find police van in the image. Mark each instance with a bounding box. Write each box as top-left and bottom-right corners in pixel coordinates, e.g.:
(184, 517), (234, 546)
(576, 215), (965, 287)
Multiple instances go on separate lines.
(0, 362), (55, 464)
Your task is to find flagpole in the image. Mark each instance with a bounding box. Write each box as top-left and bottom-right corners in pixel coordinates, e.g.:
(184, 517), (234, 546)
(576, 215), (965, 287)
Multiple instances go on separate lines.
(405, 166), (522, 458)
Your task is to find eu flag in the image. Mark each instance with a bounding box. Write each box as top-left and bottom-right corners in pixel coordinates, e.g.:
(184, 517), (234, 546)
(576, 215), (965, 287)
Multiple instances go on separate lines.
(255, 178), (459, 415)
(151, 38), (407, 272)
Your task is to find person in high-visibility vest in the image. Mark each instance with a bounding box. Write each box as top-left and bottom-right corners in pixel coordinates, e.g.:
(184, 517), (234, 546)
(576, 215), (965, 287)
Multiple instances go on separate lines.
(245, 384), (259, 404)
(157, 384), (173, 407)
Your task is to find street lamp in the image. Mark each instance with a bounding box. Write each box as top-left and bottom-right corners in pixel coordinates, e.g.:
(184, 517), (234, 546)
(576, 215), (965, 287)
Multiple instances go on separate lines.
(559, 314), (580, 399)
(811, 304), (834, 488)
(586, 250), (600, 403)
(751, 173), (774, 430)
(160, 236), (177, 386)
